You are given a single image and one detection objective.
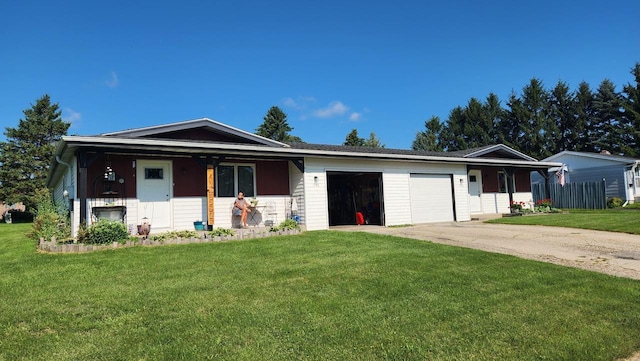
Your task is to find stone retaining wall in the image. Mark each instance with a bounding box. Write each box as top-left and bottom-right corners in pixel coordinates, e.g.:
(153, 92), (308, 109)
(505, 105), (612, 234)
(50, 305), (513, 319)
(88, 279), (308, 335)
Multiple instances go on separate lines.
(38, 228), (302, 253)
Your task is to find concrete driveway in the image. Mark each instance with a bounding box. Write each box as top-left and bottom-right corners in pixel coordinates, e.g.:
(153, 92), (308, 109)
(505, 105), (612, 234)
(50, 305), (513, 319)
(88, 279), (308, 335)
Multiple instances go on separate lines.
(334, 220), (640, 280)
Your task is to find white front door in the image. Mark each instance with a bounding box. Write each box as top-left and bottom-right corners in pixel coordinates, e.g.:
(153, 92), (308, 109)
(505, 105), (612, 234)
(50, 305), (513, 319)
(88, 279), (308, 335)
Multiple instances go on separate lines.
(137, 160), (172, 231)
(468, 170), (483, 213)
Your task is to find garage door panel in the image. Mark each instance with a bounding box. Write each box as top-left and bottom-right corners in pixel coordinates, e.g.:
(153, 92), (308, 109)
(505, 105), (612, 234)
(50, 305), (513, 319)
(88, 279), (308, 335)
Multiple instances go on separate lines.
(410, 174), (454, 223)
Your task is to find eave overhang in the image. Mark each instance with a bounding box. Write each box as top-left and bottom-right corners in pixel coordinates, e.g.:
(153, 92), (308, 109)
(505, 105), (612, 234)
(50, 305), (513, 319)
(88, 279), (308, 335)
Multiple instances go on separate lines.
(57, 135), (562, 169)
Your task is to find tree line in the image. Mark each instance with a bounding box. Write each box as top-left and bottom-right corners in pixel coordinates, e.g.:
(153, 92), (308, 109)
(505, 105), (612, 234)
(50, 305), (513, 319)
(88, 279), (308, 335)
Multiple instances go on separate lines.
(412, 62), (640, 160)
(2, 63), (637, 210)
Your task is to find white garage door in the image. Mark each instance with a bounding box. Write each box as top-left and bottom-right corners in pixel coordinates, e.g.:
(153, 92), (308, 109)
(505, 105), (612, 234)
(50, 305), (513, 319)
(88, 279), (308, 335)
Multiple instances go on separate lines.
(410, 174), (454, 223)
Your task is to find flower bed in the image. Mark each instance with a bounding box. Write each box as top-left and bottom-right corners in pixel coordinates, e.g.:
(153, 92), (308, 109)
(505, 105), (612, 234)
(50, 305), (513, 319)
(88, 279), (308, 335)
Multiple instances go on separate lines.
(38, 227), (303, 253)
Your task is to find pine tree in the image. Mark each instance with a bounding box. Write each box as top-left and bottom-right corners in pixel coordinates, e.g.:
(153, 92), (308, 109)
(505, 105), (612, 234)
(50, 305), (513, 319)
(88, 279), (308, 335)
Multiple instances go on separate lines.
(0, 95), (70, 211)
(549, 81), (577, 152)
(343, 129), (365, 146)
(412, 116), (444, 151)
(256, 106), (300, 142)
(484, 93), (504, 145)
(592, 80), (623, 154)
(363, 132), (385, 148)
(574, 82), (596, 152)
(463, 97), (493, 148)
(621, 63), (640, 157)
(441, 106), (467, 151)
(502, 91), (527, 152)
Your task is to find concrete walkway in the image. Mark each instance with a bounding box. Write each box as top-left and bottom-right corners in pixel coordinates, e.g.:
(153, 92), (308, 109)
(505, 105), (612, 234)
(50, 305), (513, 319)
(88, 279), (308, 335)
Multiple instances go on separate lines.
(333, 219), (640, 280)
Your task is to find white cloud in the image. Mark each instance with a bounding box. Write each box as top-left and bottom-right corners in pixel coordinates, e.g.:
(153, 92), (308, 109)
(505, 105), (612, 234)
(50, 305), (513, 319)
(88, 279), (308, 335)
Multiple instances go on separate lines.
(314, 101), (349, 118)
(105, 71), (119, 88)
(283, 97), (298, 108)
(283, 96), (316, 110)
(63, 108), (81, 126)
(349, 112), (362, 121)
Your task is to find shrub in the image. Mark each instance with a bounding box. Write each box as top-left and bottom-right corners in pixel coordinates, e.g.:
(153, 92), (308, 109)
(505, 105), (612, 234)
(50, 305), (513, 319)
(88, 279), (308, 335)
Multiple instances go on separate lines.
(28, 188), (70, 242)
(509, 201), (526, 212)
(84, 219), (129, 244)
(270, 218), (300, 232)
(149, 230), (199, 242)
(607, 197), (624, 208)
(208, 227), (235, 237)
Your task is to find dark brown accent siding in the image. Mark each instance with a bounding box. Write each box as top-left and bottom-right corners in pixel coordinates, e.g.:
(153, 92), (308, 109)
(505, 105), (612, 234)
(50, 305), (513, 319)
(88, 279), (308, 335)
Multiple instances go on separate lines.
(83, 154), (137, 198)
(173, 158), (207, 197)
(256, 161), (290, 195)
(514, 169), (531, 192)
(148, 127), (261, 144)
(482, 169), (499, 193)
(478, 150), (523, 160)
(469, 166), (532, 193)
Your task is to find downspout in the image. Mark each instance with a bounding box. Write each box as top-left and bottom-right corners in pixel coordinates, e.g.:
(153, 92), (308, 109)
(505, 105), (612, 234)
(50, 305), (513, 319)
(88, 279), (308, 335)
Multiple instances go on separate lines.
(55, 156), (72, 197)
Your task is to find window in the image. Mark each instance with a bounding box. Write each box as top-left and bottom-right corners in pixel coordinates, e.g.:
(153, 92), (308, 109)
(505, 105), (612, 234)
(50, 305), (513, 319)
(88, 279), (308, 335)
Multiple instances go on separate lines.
(216, 164), (255, 197)
(145, 168), (163, 180)
(497, 171), (515, 193)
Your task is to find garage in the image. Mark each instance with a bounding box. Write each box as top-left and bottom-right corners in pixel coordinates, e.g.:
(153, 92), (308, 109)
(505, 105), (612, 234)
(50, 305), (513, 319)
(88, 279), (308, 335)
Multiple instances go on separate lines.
(410, 174), (455, 223)
(327, 171), (384, 226)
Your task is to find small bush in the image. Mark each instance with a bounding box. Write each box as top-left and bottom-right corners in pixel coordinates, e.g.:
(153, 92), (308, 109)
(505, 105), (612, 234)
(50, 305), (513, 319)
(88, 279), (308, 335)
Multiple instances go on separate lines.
(270, 218), (300, 232)
(28, 188), (70, 241)
(84, 219), (129, 244)
(208, 227), (235, 237)
(149, 230), (199, 242)
(607, 197), (624, 208)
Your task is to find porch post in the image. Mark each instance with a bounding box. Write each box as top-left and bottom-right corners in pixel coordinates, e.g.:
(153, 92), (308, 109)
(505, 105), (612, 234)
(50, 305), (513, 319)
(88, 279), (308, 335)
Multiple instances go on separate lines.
(206, 164), (215, 230)
(503, 167), (515, 205)
(537, 170), (551, 200)
(78, 151), (88, 226)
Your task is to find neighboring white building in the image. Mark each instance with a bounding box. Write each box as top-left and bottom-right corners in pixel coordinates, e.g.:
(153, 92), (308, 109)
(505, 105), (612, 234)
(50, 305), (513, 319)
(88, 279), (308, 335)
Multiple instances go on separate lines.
(533, 150), (640, 203)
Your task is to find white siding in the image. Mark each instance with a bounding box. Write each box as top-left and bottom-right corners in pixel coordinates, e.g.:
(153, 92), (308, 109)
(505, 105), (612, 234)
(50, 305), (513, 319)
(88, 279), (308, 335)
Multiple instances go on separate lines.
(289, 164), (305, 224)
(382, 172), (412, 226)
(480, 193), (511, 214)
(453, 174), (471, 221)
(173, 197), (207, 231)
(125, 199), (138, 235)
(302, 168), (329, 231)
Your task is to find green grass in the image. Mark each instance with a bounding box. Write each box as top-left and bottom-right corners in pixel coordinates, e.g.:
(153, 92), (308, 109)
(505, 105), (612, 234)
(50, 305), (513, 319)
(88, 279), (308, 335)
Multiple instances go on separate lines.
(2, 223), (640, 360)
(487, 208), (640, 234)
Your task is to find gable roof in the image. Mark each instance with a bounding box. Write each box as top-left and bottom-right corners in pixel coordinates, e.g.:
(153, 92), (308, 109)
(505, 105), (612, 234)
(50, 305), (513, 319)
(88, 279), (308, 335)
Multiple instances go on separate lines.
(48, 120), (562, 188)
(101, 118), (288, 147)
(448, 144), (538, 161)
(543, 150), (639, 164)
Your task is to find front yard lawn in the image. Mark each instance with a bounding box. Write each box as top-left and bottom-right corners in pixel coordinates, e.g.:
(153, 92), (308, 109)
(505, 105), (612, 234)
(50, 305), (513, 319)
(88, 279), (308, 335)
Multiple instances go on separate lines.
(487, 208), (640, 235)
(1, 223), (640, 360)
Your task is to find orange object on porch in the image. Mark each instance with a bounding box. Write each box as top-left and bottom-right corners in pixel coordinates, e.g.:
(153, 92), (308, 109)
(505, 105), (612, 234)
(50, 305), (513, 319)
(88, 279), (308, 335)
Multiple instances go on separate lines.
(207, 166), (215, 225)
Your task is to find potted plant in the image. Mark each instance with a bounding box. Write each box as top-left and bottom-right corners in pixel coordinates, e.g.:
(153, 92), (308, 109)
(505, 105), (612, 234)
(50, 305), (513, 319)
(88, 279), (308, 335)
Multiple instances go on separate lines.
(509, 201), (525, 213)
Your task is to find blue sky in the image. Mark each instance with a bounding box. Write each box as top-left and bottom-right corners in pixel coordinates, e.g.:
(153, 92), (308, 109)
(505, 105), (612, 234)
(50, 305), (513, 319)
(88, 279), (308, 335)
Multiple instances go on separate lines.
(1, 1), (638, 149)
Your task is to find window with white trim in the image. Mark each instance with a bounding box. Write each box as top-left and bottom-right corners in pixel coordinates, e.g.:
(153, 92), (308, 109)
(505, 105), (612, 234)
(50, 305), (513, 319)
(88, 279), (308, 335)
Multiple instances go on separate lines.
(216, 164), (255, 197)
(497, 171), (515, 193)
